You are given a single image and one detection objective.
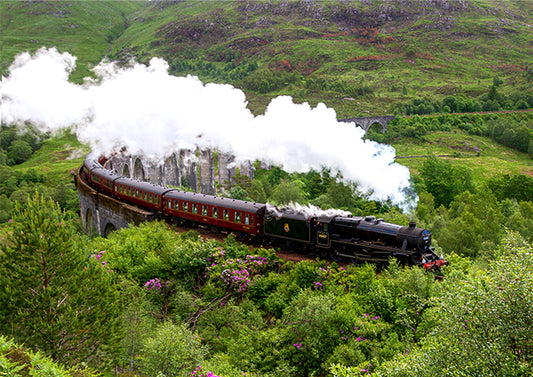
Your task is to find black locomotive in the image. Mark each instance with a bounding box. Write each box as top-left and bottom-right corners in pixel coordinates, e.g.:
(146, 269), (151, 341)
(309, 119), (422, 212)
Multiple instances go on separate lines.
(80, 157), (446, 270)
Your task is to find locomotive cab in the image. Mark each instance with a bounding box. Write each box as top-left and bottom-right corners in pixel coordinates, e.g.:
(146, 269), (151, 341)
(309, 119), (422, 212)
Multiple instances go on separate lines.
(313, 215), (336, 248)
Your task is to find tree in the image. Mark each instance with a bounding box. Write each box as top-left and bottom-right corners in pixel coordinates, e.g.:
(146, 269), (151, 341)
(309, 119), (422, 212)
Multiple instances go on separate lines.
(377, 231), (533, 376)
(270, 179), (306, 205)
(248, 179), (268, 203)
(487, 174), (533, 203)
(0, 193), (123, 367)
(419, 156), (474, 208)
(7, 139), (32, 165)
(230, 186), (251, 201)
(0, 194), (11, 223)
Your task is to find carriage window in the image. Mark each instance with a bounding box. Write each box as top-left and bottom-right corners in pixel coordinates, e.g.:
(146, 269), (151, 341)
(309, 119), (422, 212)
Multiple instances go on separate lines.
(174, 200), (179, 210)
(192, 203), (198, 214)
(143, 192), (147, 200)
(213, 208), (219, 218)
(223, 209), (229, 221)
(183, 202), (189, 212)
(245, 214), (250, 225)
(235, 212), (242, 223)
(155, 196), (159, 204)
(148, 193), (152, 203)
(202, 205), (208, 216)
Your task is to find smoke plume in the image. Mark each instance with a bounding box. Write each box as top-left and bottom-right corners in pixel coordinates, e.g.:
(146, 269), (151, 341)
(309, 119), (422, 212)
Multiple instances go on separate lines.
(1, 47), (415, 208)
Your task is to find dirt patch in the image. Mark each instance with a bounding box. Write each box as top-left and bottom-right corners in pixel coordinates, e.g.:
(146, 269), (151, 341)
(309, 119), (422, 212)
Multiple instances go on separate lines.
(450, 142), (481, 153)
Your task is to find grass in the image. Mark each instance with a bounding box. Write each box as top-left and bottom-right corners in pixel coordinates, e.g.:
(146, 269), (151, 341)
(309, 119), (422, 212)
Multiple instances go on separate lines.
(393, 130), (533, 183)
(0, 1), (144, 81)
(13, 129), (89, 187)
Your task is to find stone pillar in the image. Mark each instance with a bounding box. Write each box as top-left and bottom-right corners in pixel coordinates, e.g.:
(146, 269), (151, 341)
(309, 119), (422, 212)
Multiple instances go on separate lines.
(180, 149), (198, 192)
(162, 152), (181, 188)
(217, 152), (236, 191)
(239, 160), (254, 180)
(198, 148), (215, 195)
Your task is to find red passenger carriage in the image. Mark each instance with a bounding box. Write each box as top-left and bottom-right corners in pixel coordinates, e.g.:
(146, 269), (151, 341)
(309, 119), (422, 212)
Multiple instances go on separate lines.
(163, 190), (266, 235)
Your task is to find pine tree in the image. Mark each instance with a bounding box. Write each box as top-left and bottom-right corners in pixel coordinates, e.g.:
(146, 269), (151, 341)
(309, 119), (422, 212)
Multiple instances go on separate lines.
(0, 193), (123, 368)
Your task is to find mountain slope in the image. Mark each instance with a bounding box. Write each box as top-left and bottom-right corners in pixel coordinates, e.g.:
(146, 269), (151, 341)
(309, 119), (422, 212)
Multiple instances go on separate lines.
(1, 0), (532, 116)
(109, 0), (533, 115)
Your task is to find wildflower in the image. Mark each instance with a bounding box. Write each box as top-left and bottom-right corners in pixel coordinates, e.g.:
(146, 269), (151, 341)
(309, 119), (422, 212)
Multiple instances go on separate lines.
(144, 278), (162, 291)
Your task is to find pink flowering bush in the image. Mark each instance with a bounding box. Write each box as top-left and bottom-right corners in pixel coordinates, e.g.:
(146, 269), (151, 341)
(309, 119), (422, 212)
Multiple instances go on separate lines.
(204, 246), (280, 294)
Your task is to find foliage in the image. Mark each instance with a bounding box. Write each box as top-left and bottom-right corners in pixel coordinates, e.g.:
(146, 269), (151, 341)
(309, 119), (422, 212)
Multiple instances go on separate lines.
(140, 321), (207, 377)
(418, 155), (475, 208)
(0, 126), (81, 223)
(0, 124), (44, 166)
(391, 89), (533, 116)
(270, 179), (307, 206)
(487, 174), (533, 203)
(0, 335), (103, 377)
(377, 231), (533, 376)
(0, 193), (123, 368)
(2, 2), (533, 374)
(380, 112), (533, 157)
(88, 221), (212, 287)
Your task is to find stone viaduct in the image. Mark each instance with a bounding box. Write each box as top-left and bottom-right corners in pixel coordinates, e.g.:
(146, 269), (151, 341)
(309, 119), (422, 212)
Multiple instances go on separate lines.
(103, 149), (255, 196)
(339, 115), (395, 133)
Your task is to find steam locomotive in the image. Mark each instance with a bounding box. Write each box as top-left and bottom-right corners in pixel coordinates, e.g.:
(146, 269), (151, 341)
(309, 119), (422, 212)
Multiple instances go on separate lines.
(81, 157), (447, 270)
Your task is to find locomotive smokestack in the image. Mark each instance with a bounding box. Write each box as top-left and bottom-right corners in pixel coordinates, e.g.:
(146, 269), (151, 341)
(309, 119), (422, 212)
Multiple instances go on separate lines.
(409, 221), (416, 228)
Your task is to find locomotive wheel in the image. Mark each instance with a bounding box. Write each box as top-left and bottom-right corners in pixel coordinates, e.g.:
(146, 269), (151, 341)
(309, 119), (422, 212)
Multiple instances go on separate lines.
(329, 249), (343, 262)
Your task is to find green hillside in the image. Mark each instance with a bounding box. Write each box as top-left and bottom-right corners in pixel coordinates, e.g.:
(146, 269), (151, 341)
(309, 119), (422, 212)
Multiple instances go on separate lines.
(2, 0), (532, 116)
(0, 1), (144, 82)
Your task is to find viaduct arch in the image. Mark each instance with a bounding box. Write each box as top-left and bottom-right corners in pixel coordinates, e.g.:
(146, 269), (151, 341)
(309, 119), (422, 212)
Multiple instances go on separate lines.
(75, 165), (155, 236)
(339, 115), (396, 133)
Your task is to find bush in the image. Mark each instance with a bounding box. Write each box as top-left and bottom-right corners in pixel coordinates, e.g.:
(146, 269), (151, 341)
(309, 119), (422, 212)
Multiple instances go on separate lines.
(140, 321), (207, 377)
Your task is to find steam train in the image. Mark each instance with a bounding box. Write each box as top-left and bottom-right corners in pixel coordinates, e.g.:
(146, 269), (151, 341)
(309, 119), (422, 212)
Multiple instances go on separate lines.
(80, 157), (447, 270)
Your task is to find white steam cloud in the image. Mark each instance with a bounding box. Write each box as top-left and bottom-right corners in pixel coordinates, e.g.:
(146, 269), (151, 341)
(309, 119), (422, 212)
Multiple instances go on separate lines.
(1, 47), (414, 208)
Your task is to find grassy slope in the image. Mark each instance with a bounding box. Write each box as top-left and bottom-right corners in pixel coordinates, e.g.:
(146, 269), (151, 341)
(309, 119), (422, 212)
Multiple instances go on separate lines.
(393, 130), (533, 182)
(2, 1), (531, 114)
(0, 0), (144, 82)
(9, 130), (90, 192)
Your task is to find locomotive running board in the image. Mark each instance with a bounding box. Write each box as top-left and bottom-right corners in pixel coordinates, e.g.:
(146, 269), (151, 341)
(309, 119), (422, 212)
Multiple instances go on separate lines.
(334, 239), (416, 256)
(331, 249), (390, 263)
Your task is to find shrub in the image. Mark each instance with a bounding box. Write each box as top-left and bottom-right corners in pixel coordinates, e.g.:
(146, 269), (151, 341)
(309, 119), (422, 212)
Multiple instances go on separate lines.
(140, 321), (207, 377)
